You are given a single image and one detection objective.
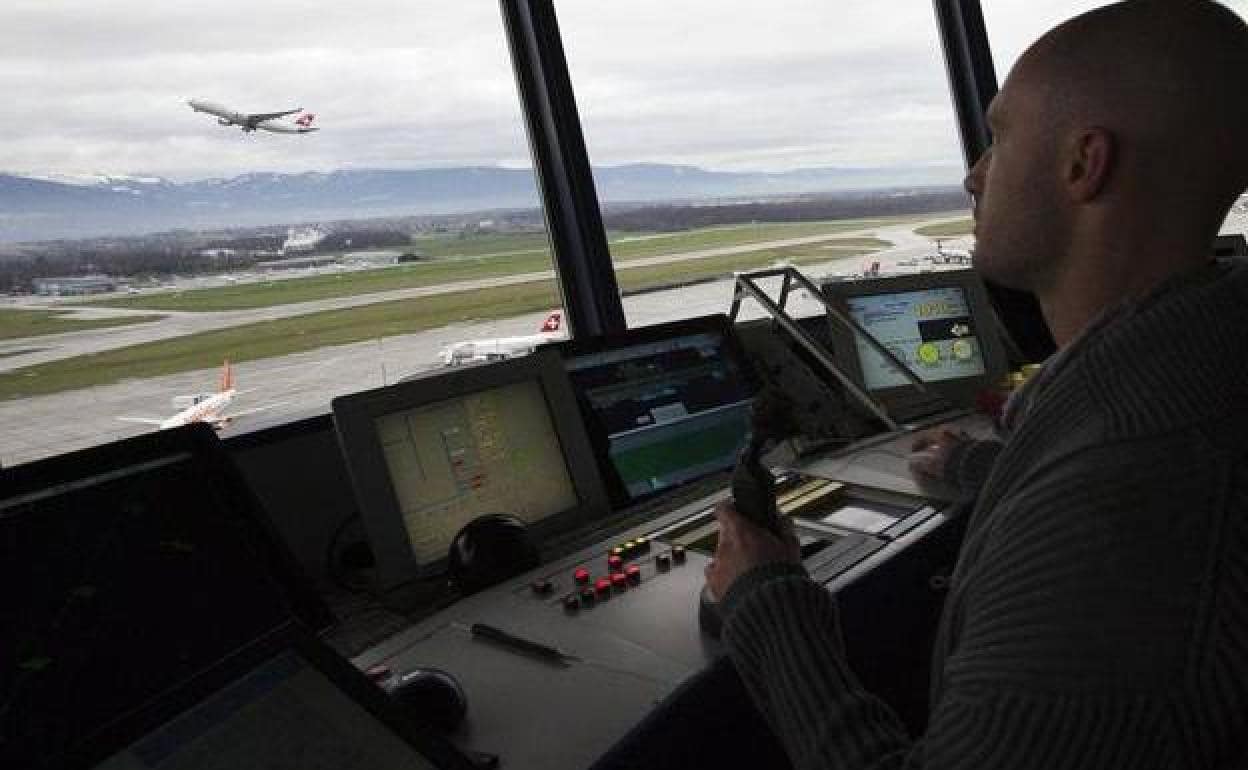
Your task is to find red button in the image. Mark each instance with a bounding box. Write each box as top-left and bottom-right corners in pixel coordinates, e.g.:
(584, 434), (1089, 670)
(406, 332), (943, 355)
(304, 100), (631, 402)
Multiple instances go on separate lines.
(607, 554), (623, 570)
(574, 567), (591, 585)
(611, 573), (628, 590)
(625, 565), (642, 585)
(595, 578), (612, 596)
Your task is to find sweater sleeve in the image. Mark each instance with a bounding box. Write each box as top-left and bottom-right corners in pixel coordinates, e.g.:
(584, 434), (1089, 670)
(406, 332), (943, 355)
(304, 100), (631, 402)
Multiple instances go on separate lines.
(720, 566), (912, 770)
(719, 439), (1207, 770)
(941, 438), (1003, 496)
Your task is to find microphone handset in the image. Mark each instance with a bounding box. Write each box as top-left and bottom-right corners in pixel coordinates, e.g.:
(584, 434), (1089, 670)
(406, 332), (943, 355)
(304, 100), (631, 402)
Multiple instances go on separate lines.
(730, 387), (797, 536)
(700, 388), (798, 637)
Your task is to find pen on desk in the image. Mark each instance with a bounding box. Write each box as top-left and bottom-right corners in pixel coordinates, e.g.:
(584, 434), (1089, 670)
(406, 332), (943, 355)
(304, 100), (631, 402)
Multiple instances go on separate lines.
(462, 622), (579, 663)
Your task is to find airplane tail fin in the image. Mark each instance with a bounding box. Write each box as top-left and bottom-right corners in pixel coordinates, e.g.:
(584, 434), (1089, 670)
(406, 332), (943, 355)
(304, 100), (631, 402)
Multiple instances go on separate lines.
(219, 359), (234, 393)
(539, 311), (563, 334)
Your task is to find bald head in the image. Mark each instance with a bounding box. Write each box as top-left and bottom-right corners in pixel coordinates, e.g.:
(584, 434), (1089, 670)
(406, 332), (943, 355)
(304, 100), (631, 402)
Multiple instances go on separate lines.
(1017, 1), (1248, 221)
(966, 2), (1248, 345)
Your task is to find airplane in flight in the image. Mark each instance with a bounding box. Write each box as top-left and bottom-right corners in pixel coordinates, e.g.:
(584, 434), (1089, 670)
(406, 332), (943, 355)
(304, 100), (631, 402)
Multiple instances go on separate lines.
(117, 361), (283, 431)
(439, 311), (566, 366)
(187, 99), (319, 133)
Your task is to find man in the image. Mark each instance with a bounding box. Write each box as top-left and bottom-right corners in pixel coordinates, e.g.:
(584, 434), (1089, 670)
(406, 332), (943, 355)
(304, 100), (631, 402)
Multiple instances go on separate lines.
(703, 2), (1248, 768)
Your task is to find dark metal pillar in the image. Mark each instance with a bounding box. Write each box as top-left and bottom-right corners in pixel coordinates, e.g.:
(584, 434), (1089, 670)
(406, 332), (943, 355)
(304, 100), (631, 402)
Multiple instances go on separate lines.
(934, 0), (1056, 362)
(500, 0), (626, 339)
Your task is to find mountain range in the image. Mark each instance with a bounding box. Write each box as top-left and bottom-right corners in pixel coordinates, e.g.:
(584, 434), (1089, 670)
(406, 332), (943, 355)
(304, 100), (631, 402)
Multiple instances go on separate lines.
(0, 163), (962, 243)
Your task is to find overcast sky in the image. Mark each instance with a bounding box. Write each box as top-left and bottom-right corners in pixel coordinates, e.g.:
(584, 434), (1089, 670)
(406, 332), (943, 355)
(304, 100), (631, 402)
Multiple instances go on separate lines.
(1, 1), (1244, 182)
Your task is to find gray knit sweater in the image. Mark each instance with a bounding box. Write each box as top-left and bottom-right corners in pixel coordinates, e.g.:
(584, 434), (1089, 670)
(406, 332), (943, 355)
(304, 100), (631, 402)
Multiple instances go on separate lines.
(721, 261), (1248, 769)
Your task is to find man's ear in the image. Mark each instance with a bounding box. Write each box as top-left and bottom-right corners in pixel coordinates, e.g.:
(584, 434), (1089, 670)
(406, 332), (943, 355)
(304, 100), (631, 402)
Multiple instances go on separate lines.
(1067, 127), (1115, 202)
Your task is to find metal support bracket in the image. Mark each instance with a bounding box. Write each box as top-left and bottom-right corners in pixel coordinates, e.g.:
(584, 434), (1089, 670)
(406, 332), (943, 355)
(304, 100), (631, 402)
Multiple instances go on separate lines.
(728, 266), (933, 433)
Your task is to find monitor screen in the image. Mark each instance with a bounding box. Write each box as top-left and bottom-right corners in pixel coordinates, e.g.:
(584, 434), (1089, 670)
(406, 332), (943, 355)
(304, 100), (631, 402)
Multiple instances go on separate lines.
(848, 285), (987, 390)
(556, 315), (757, 507)
(823, 270), (1007, 419)
(0, 426), (326, 767)
(374, 378), (580, 567)
(333, 350), (609, 588)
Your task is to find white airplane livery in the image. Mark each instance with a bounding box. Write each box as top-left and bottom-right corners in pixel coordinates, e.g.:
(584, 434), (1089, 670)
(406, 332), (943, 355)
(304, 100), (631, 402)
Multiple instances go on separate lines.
(187, 99), (319, 133)
(118, 361), (282, 431)
(439, 311), (566, 366)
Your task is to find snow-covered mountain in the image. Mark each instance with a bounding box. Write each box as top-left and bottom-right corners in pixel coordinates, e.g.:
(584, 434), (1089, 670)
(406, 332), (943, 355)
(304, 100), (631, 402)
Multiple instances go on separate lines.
(0, 163), (962, 242)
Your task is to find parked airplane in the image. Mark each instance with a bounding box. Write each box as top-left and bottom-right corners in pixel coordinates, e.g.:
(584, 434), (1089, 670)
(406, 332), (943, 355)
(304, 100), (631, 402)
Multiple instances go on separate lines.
(117, 361), (283, 431)
(439, 311), (566, 366)
(931, 238), (973, 265)
(187, 99), (319, 133)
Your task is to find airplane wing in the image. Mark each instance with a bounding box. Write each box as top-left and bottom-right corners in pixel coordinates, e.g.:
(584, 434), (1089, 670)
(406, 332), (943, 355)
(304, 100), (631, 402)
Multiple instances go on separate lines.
(248, 108), (302, 122)
(215, 402), (287, 421)
(117, 417), (165, 425)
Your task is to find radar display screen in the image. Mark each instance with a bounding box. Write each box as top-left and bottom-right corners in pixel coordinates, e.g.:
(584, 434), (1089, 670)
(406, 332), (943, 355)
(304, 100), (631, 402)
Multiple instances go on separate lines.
(374, 379), (578, 567)
(847, 286), (987, 391)
(332, 350), (608, 588)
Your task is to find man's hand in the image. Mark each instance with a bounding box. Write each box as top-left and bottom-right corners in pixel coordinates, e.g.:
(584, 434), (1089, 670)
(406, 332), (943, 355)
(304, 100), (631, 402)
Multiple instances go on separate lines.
(705, 500), (801, 602)
(908, 428), (970, 482)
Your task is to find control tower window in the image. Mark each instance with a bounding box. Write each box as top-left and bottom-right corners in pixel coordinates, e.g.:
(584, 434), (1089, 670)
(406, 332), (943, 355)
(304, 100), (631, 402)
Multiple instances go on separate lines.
(0, 3), (561, 467)
(555, 1), (968, 328)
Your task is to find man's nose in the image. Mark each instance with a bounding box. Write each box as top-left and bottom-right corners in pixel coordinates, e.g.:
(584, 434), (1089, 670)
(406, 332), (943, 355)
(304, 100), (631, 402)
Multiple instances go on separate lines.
(964, 150), (989, 206)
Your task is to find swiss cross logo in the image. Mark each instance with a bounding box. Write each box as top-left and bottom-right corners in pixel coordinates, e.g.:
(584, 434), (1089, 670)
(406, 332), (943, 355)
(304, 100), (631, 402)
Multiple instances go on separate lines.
(295, 113), (316, 127)
(541, 312), (562, 332)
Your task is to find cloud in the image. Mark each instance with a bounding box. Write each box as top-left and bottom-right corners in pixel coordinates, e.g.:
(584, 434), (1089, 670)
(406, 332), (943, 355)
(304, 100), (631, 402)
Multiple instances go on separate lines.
(15, 1), (1223, 182)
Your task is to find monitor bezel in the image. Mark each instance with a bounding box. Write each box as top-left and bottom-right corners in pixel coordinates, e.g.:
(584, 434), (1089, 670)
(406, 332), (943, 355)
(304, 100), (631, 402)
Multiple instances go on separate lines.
(331, 348), (610, 589)
(0, 422), (334, 633)
(549, 313), (760, 509)
(821, 269), (1008, 414)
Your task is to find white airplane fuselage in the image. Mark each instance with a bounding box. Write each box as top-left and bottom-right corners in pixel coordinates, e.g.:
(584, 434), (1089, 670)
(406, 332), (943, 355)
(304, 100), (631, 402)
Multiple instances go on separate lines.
(187, 99), (318, 133)
(439, 312), (565, 366)
(188, 99), (254, 129)
(160, 389), (235, 430)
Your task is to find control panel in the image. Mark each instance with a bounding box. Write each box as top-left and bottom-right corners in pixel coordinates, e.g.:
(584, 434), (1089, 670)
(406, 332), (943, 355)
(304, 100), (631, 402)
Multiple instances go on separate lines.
(349, 413), (993, 769)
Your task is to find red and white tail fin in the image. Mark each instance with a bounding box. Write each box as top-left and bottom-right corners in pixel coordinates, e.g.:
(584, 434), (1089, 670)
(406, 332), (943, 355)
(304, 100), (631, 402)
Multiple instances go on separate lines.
(539, 311), (562, 333)
(295, 113), (316, 128)
(219, 360), (234, 393)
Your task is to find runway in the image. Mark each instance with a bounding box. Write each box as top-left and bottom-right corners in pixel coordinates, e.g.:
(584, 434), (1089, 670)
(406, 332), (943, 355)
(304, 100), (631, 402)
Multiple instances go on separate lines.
(0, 218), (961, 373)
(0, 219), (970, 467)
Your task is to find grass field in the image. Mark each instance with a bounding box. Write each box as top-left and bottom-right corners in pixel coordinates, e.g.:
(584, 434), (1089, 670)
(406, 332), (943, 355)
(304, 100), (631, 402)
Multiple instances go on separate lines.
(0, 239), (884, 401)
(82, 219), (900, 313)
(916, 219), (973, 237)
(0, 309), (164, 341)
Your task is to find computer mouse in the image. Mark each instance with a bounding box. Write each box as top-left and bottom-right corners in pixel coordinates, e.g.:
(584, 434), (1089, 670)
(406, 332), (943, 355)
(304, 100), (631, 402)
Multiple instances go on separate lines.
(448, 513), (540, 594)
(388, 667), (468, 732)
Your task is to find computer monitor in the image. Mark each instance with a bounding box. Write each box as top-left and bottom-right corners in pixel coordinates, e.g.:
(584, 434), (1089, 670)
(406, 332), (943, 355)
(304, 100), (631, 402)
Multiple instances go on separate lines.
(86, 625), (476, 770)
(552, 314), (759, 508)
(0, 424), (344, 768)
(332, 349), (610, 589)
(822, 269), (1008, 419)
